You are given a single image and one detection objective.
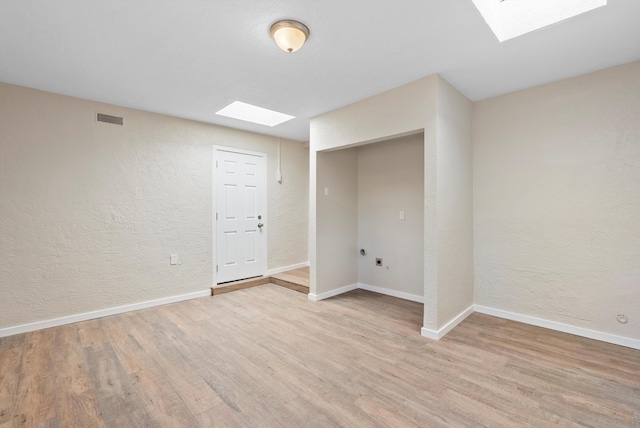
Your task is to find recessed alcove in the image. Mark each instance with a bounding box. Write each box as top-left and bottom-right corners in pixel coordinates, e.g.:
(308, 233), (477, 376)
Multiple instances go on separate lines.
(310, 74), (474, 338)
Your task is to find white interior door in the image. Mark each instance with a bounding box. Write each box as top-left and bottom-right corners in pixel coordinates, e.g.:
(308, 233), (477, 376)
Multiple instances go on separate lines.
(214, 147), (267, 284)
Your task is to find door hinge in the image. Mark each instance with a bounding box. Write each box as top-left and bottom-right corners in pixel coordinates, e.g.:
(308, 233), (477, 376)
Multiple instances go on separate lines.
(216, 160), (219, 168)
(216, 265), (218, 272)
(216, 212), (218, 220)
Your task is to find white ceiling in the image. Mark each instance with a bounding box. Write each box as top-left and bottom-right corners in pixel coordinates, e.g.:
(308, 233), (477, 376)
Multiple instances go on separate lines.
(1, 0), (639, 142)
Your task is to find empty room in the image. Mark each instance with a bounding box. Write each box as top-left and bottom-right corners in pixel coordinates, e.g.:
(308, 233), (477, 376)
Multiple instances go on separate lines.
(1, 1), (639, 427)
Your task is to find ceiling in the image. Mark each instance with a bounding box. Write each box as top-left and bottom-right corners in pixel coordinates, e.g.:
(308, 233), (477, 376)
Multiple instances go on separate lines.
(1, 1), (639, 142)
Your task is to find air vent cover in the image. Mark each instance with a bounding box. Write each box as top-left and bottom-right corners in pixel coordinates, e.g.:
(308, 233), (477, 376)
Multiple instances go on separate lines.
(97, 113), (124, 125)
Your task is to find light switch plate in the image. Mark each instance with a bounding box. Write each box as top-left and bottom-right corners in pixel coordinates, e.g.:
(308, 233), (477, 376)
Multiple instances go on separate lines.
(170, 254), (178, 265)
(399, 211), (405, 220)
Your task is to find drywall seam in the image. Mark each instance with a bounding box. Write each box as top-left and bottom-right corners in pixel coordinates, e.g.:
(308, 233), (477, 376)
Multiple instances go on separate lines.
(0, 290), (211, 338)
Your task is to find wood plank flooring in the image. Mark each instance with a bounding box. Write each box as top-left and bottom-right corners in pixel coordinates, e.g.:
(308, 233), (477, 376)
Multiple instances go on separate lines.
(1, 285), (638, 427)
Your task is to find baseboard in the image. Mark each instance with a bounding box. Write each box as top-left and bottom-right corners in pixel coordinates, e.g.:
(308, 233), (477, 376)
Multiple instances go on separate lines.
(266, 261), (309, 276)
(475, 305), (640, 350)
(308, 283), (424, 303)
(308, 283), (359, 302)
(358, 283), (424, 303)
(421, 305), (475, 340)
(0, 290), (212, 338)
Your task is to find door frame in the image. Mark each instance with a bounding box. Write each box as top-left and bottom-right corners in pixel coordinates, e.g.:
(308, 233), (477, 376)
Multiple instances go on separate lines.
(212, 145), (268, 285)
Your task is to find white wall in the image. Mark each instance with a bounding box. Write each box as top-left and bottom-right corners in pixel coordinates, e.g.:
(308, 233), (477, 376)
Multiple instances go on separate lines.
(315, 149), (359, 295)
(267, 141), (309, 270)
(310, 75), (438, 327)
(310, 74), (474, 334)
(436, 78), (474, 326)
(310, 77), (437, 152)
(0, 82), (309, 330)
(473, 61), (640, 340)
(357, 134), (424, 299)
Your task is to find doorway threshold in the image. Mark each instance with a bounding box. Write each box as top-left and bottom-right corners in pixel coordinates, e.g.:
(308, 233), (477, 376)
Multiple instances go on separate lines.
(211, 267), (309, 296)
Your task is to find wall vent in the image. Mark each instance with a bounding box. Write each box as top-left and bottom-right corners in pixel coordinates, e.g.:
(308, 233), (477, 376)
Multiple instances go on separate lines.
(97, 113), (124, 125)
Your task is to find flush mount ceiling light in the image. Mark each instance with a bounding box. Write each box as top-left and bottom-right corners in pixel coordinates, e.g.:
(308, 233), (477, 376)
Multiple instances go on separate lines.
(215, 101), (295, 127)
(270, 20), (310, 53)
(472, 0), (607, 42)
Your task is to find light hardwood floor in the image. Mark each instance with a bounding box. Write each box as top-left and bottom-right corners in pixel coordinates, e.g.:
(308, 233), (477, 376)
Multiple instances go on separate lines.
(1, 285), (638, 427)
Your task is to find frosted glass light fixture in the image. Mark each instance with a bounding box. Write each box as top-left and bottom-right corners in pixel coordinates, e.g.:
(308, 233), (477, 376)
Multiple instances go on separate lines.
(270, 20), (310, 53)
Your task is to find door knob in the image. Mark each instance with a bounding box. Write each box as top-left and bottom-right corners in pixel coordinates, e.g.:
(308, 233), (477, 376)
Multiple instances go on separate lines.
(258, 223), (264, 228)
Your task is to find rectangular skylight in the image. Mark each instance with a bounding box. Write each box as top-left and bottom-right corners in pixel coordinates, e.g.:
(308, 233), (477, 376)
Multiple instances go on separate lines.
(472, 0), (607, 42)
(215, 101), (295, 127)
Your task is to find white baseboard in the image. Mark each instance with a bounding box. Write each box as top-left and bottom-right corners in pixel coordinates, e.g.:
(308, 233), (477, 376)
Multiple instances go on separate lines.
(308, 283), (359, 302)
(475, 305), (640, 350)
(308, 282), (424, 303)
(358, 283), (424, 303)
(421, 305), (640, 348)
(421, 305), (475, 340)
(266, 261), (309, 276)
(0, 290), (212, 338)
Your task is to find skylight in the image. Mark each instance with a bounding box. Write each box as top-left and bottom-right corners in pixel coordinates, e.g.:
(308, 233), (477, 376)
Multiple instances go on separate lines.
(472, 0), (607, 42)
(215, 101), (295, 127)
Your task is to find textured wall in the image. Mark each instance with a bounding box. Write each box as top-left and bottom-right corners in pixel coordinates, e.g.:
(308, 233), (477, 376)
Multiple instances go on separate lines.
(357, 134), (424, 297)
(473, 61), (640, 339)
(0, 83), (308, 329)
(436, 77), (474, 326)
(267, 140), (309, 270)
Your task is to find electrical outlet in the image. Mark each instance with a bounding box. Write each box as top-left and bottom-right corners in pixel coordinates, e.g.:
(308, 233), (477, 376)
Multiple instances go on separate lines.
(170, 254), (178, 265)
(375, 258), (383, 266)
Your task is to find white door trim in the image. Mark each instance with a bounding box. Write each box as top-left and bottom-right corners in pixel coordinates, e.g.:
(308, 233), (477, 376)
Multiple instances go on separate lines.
(213, 145), (268, 284)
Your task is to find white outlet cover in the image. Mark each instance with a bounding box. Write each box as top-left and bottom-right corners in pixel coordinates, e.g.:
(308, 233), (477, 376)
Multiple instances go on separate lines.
(170, 254), (178, 265)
